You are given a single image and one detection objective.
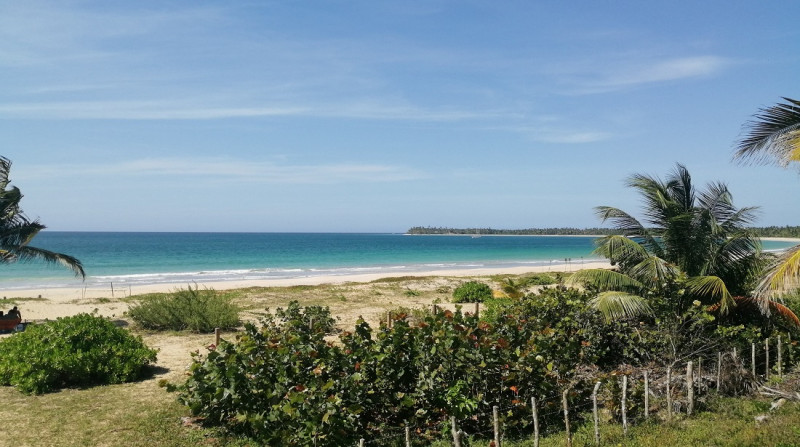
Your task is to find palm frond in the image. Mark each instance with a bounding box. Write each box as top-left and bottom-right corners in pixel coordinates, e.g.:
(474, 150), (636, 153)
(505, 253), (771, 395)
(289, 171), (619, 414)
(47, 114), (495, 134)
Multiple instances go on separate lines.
(12, 245), (85, 278)
(734, 97), (800, 166)
(593, 234), (650, 264)
(0, 157), (11, 191)
(589, 291), (654, 323)
(626, 255), (680, 290)
(594, 207), (646, 235)
(708, 296), (800, 327)
(754, 244), (800, 302)
(685, 275), (734, 314)
(626, 173), (674, 228)
(697, 181), (735, 223)
(667, 163), (695, 212)
(565, 268), (645, 292)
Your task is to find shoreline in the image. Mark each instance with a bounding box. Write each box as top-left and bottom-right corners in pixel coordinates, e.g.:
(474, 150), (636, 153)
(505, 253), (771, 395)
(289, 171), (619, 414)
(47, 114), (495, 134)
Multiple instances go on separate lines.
(5, 261), (612, 302)
(760, 237), (800, 242)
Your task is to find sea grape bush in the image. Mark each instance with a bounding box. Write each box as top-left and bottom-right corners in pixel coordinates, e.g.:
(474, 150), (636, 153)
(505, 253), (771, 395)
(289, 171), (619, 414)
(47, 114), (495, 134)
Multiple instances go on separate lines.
(0, 313), (157, 394)
(452, 280), (493, 303)
(128, 285), (240, 332)
(179, 302), (356, 445)
(178, 293), (611, 445)
(177, 289), (787, 445)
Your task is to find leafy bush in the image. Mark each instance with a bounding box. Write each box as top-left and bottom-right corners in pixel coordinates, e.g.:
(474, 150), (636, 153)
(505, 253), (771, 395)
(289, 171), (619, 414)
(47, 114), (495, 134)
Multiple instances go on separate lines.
(128, 285), (240, 332)
(178, 302), (353, 445)
(0, 313), (157, 394)
(177, 298), (591, 445)
(452, 280), (492, 303)
(177, 288), (790, 445)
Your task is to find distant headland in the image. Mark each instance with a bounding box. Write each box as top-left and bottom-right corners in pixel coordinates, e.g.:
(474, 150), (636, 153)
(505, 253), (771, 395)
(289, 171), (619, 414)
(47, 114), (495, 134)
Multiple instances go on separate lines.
(407, 225), (800, 237)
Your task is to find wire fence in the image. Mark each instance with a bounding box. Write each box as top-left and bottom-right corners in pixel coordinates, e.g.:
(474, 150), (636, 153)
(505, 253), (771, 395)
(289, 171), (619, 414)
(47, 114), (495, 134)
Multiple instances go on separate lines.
(340, 336), (791, 447)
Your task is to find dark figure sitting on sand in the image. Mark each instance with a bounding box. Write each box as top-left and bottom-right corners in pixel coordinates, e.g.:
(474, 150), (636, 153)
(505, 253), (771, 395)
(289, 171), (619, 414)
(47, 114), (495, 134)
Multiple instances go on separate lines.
(0, 308), (21, 333)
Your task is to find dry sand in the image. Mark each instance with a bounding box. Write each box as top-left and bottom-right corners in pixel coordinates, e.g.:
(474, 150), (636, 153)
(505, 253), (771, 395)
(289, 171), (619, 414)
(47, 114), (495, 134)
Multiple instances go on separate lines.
(3, 261), (611, 321)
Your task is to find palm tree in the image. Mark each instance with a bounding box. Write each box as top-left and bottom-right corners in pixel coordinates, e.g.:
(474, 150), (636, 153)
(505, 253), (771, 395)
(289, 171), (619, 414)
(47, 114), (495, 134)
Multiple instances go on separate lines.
(733, 98), (800, 305)
(0, 157), (84, 277)
(567, 164), (799, 325)
(733, 97), (800, 167)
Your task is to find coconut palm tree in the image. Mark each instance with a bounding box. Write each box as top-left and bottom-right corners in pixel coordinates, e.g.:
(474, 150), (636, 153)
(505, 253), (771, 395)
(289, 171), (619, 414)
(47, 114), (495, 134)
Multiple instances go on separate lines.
(733, 97), (800, 305)
(0, 157), (84, 278)
(733, 97), (800, 167)
(567, 164), (800, 325)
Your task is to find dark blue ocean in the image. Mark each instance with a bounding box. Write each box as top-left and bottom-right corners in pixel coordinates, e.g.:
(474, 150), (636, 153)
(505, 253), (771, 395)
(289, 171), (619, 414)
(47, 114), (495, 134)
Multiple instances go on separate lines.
(0, 232), (795, 290)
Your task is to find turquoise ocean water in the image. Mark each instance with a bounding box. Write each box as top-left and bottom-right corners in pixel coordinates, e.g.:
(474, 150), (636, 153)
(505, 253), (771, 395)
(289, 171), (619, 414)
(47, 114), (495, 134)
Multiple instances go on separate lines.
(0, 232), (795, 290)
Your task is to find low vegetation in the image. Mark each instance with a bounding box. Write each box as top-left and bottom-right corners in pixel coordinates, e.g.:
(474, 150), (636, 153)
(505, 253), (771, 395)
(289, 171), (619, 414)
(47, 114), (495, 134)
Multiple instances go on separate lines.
(175, 285), (798, 446)
(127, 285), (241, 332)
(452, 280), (493, 303)
(0, 313), (157, 394)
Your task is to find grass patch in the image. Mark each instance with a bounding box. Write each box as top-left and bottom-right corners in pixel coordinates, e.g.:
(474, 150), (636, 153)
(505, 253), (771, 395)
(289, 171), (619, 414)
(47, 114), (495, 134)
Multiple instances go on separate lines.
(369, 275), (436, 284)
(128, 286), (240, 333)
(426, 396), (800, 447)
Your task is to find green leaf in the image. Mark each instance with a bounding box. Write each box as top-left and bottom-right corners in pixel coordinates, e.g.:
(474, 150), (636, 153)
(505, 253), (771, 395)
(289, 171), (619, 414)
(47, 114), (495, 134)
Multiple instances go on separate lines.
(566, 269), (645, 292)
(685, 275), (734, 313)
(589, 291), (654, 323)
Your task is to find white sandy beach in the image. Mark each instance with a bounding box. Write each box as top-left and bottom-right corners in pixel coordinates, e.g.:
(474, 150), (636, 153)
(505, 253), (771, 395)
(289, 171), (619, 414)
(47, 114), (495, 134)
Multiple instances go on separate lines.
(3, 261), (612, 322)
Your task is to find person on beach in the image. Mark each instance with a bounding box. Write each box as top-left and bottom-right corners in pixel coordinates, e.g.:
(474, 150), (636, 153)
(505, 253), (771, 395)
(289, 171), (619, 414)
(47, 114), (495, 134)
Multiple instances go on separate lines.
(7, 306), (20, 319)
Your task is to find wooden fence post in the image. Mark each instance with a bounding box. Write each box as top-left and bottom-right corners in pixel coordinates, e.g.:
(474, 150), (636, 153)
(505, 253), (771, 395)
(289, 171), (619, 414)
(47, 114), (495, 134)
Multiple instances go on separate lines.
(592, 381), (602, 445)
(451, 416), (461, 447)
(766, 338), (770, 380)
(752, 343), (756, 378)
(716, 352), (722, 393)
(666, 366), (673, 420)
(562, 389), (572, 447)
(643, 370), (650, 420)
(405, 425), (411, 447)
(697, 357), (702, 384)
(214, 328), (220, 346)
(359, 438), (365, 447)
(493, 405), (500, 447)
(778, 336), (783, 379)
(687, 361), (694, 416)
(531, 396), (540, 447)
(475, 302), (479, 318)
(621, 375), (628, 434)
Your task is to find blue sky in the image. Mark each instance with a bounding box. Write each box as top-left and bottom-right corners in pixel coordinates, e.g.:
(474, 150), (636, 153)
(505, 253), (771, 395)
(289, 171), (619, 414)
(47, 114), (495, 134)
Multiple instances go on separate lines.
(2, 1), (799, 232)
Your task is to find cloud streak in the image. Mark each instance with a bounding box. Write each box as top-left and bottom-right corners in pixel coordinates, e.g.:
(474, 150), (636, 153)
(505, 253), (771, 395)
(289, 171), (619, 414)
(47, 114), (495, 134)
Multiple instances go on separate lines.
(563, 55), (734, 94)
(16, 157), (427, 185)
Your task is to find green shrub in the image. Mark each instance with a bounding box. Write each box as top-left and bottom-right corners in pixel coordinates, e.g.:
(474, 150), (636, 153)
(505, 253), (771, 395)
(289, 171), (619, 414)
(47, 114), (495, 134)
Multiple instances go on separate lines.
(128, 285), (240, 332)
(179, 302), (353, 445)
(523, 273), (557, 285)
(0, 313), (157, 394)
(452, 280), (492, 303)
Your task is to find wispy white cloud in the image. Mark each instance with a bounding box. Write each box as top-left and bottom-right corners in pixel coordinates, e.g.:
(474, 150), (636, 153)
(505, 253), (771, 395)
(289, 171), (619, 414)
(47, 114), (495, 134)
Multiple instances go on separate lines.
(16, 157), (427, 184)
(601, 56), (731, 87)
(489, 117), (615, 144)
(0, 101), (308, 120)
(562, 55), (734, 94)
(534, 131), (613, 144)
(0, 98), (503, 122)
(0, 1), (223, 67)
